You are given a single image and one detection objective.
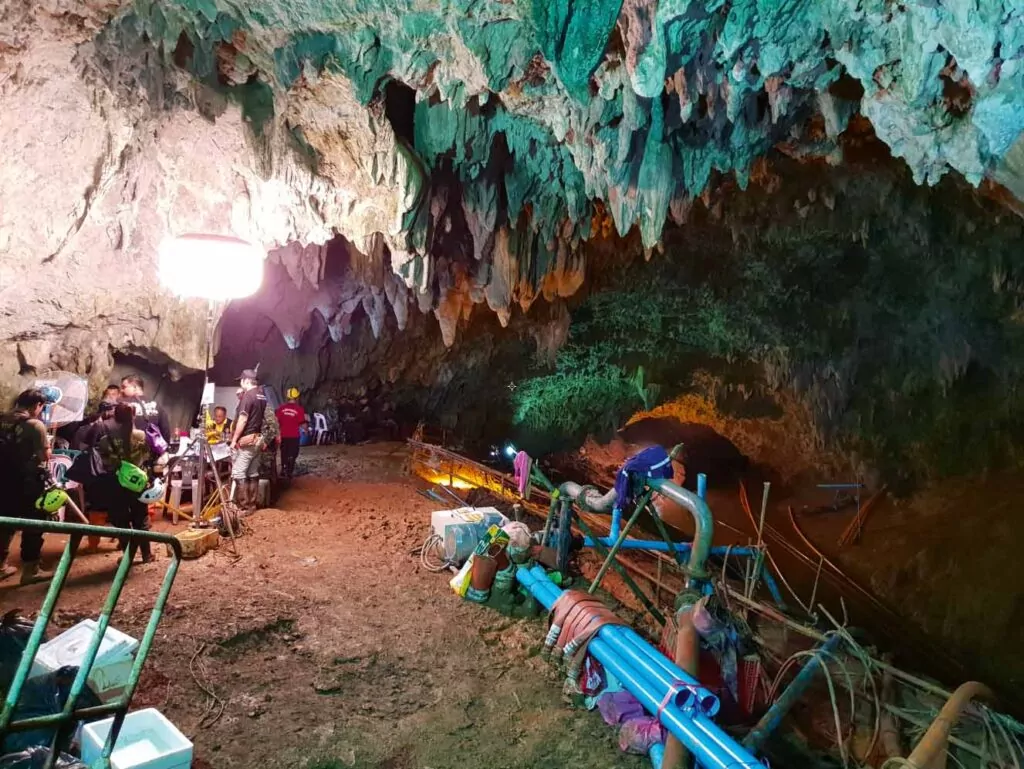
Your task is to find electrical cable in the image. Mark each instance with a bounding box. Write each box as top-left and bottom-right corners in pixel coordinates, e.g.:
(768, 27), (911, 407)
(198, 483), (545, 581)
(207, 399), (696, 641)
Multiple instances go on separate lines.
(416, 534), (452, 573)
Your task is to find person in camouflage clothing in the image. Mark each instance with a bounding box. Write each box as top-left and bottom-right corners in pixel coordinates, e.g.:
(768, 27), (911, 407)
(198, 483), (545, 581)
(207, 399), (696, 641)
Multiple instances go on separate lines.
(258, 399), (280, 505)
(0, 389), (54, 585)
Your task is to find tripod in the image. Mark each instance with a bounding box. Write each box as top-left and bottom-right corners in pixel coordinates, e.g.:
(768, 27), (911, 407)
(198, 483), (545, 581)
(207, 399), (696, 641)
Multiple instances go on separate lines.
(177, 420), (239, 554)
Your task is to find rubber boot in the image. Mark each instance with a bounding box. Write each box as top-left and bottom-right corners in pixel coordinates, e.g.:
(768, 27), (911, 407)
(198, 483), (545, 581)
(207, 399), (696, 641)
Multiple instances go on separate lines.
(20, 561), (53, 586)
(247, 478), (261, 512)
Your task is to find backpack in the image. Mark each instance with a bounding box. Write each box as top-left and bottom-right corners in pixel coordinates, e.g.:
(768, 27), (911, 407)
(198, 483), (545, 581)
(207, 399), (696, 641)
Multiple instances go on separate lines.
(0, 415), (50, 489)
(144, 422), (168, 457)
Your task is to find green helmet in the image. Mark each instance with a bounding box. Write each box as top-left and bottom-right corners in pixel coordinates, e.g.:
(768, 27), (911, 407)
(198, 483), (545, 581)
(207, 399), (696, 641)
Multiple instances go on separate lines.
(36, 487), (69, 515)
(117, 461), (148, 493)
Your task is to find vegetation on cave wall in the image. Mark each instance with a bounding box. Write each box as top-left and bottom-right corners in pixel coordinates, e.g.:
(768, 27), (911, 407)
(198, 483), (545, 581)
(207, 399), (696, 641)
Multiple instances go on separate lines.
(513, 162), (1024, 490)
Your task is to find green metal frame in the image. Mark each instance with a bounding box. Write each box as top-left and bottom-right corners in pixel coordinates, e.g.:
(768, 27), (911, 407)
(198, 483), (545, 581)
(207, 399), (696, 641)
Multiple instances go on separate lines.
(0, 518), (182, 768)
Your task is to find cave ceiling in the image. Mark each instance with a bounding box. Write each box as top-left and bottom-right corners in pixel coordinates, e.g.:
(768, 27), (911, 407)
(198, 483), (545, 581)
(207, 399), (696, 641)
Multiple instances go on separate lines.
(1, 0), (1024, 391)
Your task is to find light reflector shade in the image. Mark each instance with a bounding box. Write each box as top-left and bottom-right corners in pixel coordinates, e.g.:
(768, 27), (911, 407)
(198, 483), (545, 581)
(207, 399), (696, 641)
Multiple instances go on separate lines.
(159, 234), (265, 300)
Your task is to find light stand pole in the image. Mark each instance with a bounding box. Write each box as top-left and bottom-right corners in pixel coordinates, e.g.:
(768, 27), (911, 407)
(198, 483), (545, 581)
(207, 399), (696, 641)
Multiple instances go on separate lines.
(158, 234), (265, 555)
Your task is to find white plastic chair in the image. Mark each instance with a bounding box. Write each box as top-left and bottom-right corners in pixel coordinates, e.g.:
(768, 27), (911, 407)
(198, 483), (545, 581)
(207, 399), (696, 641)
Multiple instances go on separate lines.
(313, 413), (329, 444)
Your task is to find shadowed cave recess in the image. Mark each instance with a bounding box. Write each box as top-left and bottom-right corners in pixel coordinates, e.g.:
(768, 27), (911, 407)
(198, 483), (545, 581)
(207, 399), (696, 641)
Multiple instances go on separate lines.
(4, 0), (1024, 760)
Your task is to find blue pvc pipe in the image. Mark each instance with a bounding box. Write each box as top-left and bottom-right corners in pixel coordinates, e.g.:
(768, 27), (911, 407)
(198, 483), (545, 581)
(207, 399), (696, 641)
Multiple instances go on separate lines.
(742, 632), (843, 751)
(760, 568), (786, 609)
(697, 473), (707, 499)
(649, 742), (664, 769)
(527, 579), (715, 714)
(528, 569), (720, 716)
(525, 570), (717, 713)
(602, 627), (720, 716)
(582, 540), (761, 561)
(518, 567), (762, 769)
(584, 537), (693, 552)
(610, 506), (623, 540)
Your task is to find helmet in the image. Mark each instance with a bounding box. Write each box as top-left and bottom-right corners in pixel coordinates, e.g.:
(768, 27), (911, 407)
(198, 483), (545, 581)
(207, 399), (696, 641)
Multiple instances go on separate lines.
(139, 479), (165, 503)
(39, 385), (62, 404)
(117, 461), (148, 493)
(287, 387), (300, 400)
(36, 487), (69, 515)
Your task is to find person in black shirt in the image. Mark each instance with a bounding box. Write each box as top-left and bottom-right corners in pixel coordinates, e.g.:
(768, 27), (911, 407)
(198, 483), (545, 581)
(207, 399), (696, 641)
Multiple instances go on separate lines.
(72, 400), (116, 450)
(230, 369), (266, 512)
(119, 375), (170, 442)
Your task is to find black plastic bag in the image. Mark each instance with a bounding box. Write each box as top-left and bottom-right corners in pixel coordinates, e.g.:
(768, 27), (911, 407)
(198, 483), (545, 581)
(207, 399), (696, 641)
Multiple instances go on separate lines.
(0, 611), (37, 695)
(0, 667), (101, 755)
(0, 747), (85, 769)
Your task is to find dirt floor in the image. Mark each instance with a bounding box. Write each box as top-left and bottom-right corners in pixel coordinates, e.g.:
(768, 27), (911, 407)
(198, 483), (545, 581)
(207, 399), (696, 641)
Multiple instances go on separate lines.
(1, 444), (645, 769)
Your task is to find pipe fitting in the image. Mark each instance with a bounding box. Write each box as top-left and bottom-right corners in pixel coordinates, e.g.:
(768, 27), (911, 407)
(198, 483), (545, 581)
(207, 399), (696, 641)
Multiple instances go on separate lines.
(646, 478), (714, 586)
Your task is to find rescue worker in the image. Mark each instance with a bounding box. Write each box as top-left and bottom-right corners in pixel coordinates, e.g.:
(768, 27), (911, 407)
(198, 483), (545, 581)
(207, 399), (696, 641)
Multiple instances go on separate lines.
(0, 389), (55, 585)
(119, 375), (170, 442)
(72, 399), (117, 450)
(205, 406), (232, 445)
(652, 443), (687, 520)
(275, 388), (308, 479)
(260, 397), (280, 504)
(230, 369), (266, 512)
(90, 403), (154, 564)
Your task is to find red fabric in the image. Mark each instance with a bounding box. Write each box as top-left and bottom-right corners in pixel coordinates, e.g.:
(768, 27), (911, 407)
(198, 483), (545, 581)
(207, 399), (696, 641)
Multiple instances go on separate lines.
(276, 404), (307, 439)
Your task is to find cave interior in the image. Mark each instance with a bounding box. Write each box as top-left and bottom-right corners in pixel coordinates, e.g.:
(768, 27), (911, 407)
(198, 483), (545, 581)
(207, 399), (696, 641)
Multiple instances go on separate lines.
(3, 0), (1024, 766)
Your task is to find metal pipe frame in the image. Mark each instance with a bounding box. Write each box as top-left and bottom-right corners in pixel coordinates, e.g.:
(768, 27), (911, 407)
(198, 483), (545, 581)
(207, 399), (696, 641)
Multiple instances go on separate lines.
(0, 518), (182, 769)
(645, 478), (714, 587)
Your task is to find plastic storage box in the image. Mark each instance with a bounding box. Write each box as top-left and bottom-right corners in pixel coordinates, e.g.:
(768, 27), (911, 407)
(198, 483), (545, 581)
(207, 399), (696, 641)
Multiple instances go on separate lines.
(30, 619), (138, 703)
(431, 507), (508, 564)
(81, 708), (193, 769)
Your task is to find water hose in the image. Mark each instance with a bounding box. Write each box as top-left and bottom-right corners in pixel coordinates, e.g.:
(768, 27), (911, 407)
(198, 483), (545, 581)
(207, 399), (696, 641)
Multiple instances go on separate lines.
(903, 682), (994, 769)
(661, 598), (700, 769)
(558, 481), (618, 512)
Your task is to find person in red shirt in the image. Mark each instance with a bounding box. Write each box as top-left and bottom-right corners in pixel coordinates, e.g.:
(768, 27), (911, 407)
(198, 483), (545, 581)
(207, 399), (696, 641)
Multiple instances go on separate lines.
(275, 388), (309, 479)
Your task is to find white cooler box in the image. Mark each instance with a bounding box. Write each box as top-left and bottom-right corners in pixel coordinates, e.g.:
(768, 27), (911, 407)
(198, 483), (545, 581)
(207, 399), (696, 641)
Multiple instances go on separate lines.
(29, 619), (138, 704)
(81, 708), (193, 769)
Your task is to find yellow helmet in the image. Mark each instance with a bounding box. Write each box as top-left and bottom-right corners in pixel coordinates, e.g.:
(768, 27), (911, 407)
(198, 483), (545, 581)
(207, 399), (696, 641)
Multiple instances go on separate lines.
(287, 387), (300, 400)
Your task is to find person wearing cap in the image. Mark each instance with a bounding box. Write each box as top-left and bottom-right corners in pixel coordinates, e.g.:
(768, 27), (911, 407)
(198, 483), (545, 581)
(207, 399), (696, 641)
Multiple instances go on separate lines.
(229, 369), (266, 511)
(275, 387), (308, 479)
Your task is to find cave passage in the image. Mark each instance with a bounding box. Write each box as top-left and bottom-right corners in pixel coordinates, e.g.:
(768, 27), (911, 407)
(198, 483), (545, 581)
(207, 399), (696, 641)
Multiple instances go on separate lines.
(618, 417), (754, 492)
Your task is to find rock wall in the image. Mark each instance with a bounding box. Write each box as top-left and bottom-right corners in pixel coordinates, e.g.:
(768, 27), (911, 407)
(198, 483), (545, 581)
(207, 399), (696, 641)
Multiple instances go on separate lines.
(3, 0), (1024, 468)
(512, 144), (1024, 490)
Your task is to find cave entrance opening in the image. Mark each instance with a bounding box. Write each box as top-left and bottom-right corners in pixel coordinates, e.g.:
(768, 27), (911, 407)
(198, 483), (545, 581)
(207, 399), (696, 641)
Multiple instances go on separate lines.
(617, 417), (765, 493)
(110, 351), (205, 436)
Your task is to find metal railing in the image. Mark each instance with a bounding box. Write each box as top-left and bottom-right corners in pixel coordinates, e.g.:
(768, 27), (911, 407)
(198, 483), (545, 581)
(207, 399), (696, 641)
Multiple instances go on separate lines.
(0, 518), (182, 768)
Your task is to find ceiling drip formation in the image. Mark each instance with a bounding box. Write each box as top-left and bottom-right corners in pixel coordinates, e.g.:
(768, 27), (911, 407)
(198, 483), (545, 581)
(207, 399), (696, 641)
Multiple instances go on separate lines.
(1, 0), (1023, 400)
(78, 0), (1024, 345)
